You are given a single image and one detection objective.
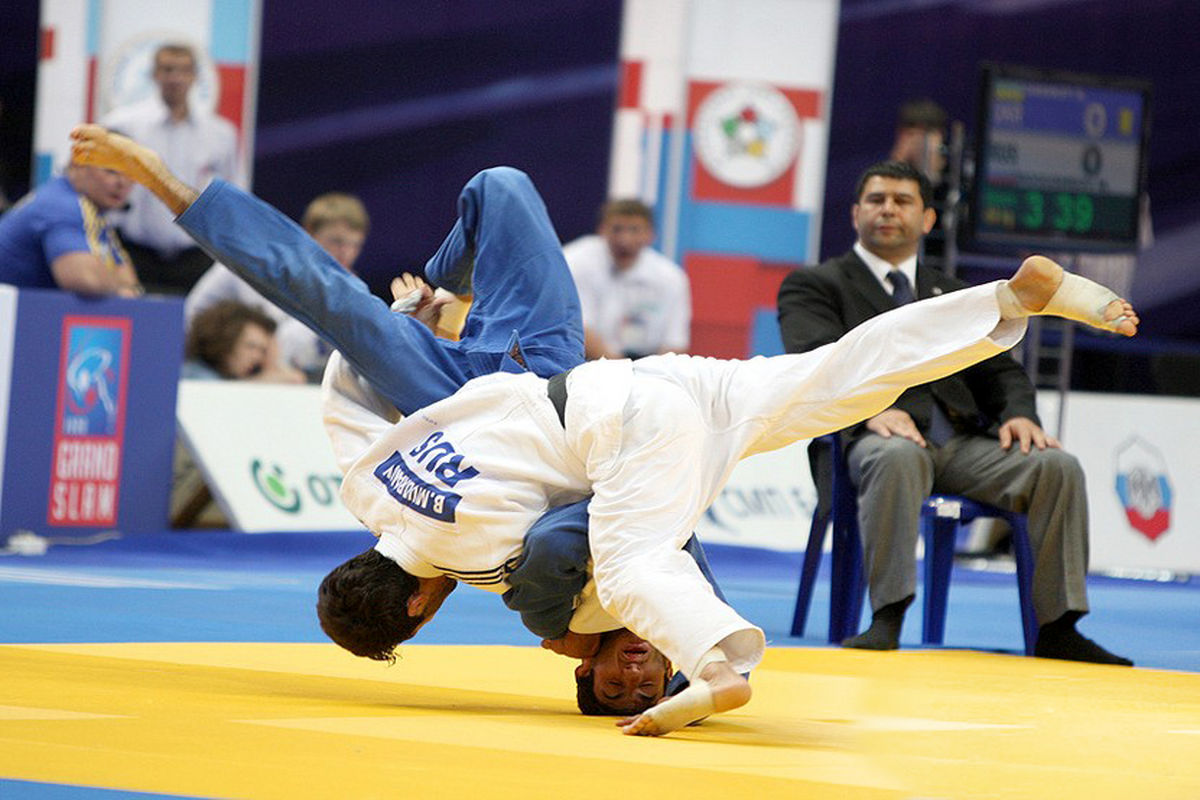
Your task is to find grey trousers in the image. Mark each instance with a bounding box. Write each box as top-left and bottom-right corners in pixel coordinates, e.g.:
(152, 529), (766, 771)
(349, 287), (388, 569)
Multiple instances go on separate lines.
(846, 433), (1090, 625)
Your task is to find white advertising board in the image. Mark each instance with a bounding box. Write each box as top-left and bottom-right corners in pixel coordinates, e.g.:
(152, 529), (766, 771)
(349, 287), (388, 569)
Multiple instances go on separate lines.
(176, 381), (361, 533)
(1061, 391), (1200, 575)
(693, 440), (816, 552)
(0, 286), (17, 517)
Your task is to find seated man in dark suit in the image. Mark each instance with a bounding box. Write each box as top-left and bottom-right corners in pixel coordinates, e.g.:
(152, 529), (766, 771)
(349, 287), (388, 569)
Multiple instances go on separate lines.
(777, 160), (1130, 666)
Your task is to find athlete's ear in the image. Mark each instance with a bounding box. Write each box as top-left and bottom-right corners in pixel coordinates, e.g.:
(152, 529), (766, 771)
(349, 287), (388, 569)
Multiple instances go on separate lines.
(406, 578), (438, 616)
(406, 591), (428, 617)
(575, 659), (593, 679)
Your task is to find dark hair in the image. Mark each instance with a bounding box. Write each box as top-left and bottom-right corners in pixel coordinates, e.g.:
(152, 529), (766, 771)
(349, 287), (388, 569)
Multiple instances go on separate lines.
(185, 300), (277, 377)
(598, 198), (654, 228)
(896, 97), (948, 133)
(854, 160), (934, 209)
(154, 43), (197, 70)
(316, 549), (424, 664)
(574, 660), (672, 716)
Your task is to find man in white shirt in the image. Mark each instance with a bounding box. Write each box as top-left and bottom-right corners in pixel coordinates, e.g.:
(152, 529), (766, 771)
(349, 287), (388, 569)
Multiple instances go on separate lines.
(103, 42), (239, 294)
(563, 200), (691, 360)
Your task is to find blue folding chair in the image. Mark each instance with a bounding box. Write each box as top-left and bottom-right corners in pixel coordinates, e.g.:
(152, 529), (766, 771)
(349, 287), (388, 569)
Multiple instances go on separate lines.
(791, 434), (1039, 655)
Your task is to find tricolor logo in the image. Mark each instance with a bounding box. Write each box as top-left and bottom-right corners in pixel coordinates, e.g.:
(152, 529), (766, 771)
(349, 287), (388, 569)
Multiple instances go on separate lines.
(1114, 437), (1172, 541)
(48, 316), (131, 526)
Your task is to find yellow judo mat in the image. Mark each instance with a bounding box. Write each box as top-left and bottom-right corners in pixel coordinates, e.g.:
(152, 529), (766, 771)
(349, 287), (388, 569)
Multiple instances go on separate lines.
(2, 643), (1198, 799)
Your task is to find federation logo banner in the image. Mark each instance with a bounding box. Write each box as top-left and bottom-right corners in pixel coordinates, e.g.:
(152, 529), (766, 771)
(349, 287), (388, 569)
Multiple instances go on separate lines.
(48, 316), (131, 526)
(1114, 436), (1173, 541)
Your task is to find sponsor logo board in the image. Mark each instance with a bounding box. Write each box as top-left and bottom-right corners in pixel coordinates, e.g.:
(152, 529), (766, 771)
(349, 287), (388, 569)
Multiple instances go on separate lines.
(48, 316), (131, 526)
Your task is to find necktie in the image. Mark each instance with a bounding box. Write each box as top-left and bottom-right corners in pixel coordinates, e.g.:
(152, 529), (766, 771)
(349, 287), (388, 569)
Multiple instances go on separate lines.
(886, 268), (954, 445)
(886, 269), (915, 306)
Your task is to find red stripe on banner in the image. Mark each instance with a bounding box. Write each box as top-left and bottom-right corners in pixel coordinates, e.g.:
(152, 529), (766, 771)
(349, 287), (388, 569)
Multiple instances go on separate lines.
(215, 63), (247, 132)
(618, 60), (643, 109)
(685, 253), (796, 358)
(85, 58), (97, 123)
(693, 160), (796, 206)
(1126, 507), (1170, 540)
(40, 27), (55, 60)
(687, 81), (720, 126)
(787, 88), (823, 119)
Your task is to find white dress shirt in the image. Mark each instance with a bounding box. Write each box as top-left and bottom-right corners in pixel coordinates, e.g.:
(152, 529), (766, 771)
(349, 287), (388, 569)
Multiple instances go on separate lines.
(854, 241), (918, 298)
(563, 235), (691, 356)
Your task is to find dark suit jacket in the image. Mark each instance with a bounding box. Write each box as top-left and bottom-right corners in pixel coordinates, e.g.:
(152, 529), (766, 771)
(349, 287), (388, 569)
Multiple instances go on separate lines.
(777, 250), (1039, 507)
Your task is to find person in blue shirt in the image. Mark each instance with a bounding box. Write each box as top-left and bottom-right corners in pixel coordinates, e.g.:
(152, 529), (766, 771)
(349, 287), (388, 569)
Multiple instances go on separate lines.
(0, 161), (142, 296)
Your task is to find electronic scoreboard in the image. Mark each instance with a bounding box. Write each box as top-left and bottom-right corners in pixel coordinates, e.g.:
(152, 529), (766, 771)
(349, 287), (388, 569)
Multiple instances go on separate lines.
(970, 63), (1151, 253)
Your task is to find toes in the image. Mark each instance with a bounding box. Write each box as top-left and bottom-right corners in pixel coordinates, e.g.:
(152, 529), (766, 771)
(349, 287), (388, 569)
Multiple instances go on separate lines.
(1101, 300), (1138, 336)
(1103, 299), (1132, 322)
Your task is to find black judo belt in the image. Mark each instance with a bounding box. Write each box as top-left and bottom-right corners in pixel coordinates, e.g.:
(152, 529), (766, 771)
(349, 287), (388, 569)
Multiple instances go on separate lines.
(547, 369), (571, 428)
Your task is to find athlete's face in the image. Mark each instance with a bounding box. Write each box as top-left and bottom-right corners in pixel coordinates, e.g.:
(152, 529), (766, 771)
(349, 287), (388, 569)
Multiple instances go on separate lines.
(223, 322), (273, 379)
(579, 629), (671, 714)
(312, 220), (365, 272)
(852, 175), (936, 263)
(599, 213), (654, 270)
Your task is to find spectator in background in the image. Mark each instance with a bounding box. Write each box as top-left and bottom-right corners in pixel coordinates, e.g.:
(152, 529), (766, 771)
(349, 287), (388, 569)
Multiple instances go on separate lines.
(185, 192), (369, 380)
(175, 300), (302, 527)
(0, 159), (142, 296)
(890, 98), (951, 270)
(182, 300), (303, 384)
(891, 98), (948, 185)
(103, 42), (238, 295)
(777, 160), (1131, 666)
(563, 199), (690, 360)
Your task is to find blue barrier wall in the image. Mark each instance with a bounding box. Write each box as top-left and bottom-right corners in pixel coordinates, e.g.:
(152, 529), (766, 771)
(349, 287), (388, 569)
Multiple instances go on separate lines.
(1, 288), (183, 537)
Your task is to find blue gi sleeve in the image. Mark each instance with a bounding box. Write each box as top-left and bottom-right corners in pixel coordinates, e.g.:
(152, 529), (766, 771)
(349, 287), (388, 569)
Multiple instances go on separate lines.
(176, 180), (469, 414)
(503, 499), (726, 639)
(502, 500), (592, 639)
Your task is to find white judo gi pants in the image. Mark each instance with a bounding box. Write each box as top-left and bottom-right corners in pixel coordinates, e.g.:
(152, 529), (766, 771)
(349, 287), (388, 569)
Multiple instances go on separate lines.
(567, 282), (1027, 679)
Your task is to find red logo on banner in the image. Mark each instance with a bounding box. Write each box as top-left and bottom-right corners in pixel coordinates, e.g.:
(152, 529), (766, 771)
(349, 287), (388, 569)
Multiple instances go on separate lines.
(47, 316), (131, 526)
(688, 80), (822, 207)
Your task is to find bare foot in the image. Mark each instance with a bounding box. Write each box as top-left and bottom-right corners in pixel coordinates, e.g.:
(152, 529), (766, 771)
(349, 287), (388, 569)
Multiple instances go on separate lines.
(615, 660), (750, 736)
(1008, 255), (1139, 337)
(70, 124), (160, 178)
(70, 124), (198, 215)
